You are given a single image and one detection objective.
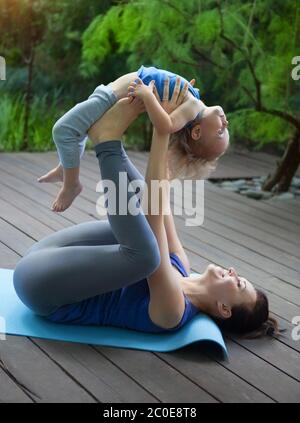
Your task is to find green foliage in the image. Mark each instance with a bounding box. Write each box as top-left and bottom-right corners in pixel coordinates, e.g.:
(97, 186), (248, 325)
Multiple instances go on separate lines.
(0, 93), (63, 152)
(0, 0), (299, 153)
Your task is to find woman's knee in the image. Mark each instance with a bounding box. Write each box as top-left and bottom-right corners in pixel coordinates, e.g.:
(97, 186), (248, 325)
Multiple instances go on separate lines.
(13, 258), (30, 299)
(13, 256), (53, 316)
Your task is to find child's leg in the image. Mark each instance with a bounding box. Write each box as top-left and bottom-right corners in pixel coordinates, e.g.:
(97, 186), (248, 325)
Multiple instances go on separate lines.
(37, 136), (88, 184)
(40, 70), (141, 212)
(13, 140), (159, 316)
(50, 73), (138, 172)
(38, 72), (139, 185)
(51, 166), (82, 212)
(49, 84), (119, 212)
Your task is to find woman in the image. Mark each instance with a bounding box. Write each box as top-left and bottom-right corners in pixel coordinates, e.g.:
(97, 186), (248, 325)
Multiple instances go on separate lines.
(13, 78), (278, 337)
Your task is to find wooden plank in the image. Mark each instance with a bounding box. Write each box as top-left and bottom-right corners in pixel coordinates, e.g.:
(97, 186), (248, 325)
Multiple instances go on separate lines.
(0, 368), (33, 403)
(130, 150), (300, 227)
(206, 182), (300, 230)
(209, 340), (300, 403)
(0, 183), (69, 232)
(1, 152), (100, 199)
(0, 157), (97, 216)
(0, 218), (34, 256)
(0, 168), (93, 225)
(229, 335), (300, 382)
(241, 151), (300, 177)
(31, 340), (272, 403)
(95, 346), (218, 403)
(191, 201), (300, 268)
(0, 197), (53, 241)
(178, 227), (300, 306)
(154, 349), (274, 403)
(266, 198), (300, 216)
(176, 218), (300, 291)
(32, 339), (159, 403)
(0, 336), (96, 403)
(0, 241), (20, 269)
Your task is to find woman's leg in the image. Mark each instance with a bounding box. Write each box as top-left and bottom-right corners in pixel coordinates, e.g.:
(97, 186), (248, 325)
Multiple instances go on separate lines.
(13, 141), (159, 316)
(23, 220), (118, 257)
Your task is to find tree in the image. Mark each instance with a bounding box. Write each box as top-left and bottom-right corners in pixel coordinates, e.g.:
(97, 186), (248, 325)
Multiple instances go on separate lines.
(0, 0), (46, 149)
(0, 0), (114, 150)
(81, 0), (300, 191)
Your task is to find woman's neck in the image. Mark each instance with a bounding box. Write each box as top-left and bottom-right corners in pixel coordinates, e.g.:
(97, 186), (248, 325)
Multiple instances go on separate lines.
(181, 274), (214, 315)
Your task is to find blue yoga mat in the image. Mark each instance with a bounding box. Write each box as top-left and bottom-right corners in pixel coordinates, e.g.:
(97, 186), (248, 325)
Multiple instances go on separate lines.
(0, 269), (227, 357)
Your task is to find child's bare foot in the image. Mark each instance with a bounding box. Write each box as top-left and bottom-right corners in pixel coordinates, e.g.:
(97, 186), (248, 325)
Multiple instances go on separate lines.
(51, 183), (83, 212)
(38, 165), (63, 183)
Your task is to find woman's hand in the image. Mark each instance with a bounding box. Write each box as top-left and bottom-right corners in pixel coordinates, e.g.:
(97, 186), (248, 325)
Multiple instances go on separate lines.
(152, 76), (194, 115)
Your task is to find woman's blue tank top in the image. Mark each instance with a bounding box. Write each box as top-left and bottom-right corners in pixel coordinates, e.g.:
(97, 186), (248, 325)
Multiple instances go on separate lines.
(46, 253), (199, 333)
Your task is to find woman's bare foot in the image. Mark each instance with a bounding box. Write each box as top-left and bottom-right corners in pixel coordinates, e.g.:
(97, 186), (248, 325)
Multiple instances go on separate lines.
(88, 97), (145, 144)
(51, 183), (83, 212)
(38, 165), (63, 183)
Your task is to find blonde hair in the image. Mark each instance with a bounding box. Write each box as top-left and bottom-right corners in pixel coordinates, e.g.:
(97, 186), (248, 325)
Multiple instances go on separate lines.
(167, 125), (218, 180)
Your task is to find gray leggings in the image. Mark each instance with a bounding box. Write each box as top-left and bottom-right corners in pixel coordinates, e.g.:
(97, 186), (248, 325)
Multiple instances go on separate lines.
(13, 140), (161, 316)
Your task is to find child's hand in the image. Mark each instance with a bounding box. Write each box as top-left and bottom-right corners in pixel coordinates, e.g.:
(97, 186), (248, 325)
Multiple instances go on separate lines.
(128, 77), (156, 100)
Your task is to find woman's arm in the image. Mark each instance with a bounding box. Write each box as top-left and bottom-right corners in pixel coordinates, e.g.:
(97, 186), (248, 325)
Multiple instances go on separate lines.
(144, 129), (185, 328)
(143, 79), (190, 328)
(163, 209), (191, 275)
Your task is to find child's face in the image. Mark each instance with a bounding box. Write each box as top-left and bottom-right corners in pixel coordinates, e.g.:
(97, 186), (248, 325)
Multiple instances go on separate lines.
(191, 106), (229, 161)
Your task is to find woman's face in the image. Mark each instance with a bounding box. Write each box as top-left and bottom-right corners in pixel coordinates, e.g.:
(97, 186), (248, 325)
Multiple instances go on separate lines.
(205, 264), (257, 311)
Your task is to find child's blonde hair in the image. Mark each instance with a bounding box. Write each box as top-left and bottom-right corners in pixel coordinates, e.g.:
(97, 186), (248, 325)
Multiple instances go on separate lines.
(167, 125), (218, 180)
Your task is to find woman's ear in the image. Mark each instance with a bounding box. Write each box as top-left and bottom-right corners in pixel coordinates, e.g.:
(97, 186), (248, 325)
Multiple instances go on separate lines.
(191, 124), (202, 141)
(217, 301), (232, 319)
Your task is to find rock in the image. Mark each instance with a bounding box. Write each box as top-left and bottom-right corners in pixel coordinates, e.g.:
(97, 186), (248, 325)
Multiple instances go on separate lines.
(240, 189), (264, 199)
(273, 192), (295, 200)
(292, 177), (300, 188)
(258, 176), (266, 183)
(260, 191), (273, 200)
(293, 189), (300, 196)
(223, 186), (240, 192)
(231, 179), (246, 188)
(220, 180), (235, 188)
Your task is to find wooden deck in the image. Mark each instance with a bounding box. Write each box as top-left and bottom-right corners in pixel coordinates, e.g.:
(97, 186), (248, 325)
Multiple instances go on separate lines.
(0, 148), (300, 403)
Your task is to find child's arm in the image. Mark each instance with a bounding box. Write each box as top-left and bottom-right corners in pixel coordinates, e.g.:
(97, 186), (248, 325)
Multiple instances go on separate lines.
(128, 78), (173, 133)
